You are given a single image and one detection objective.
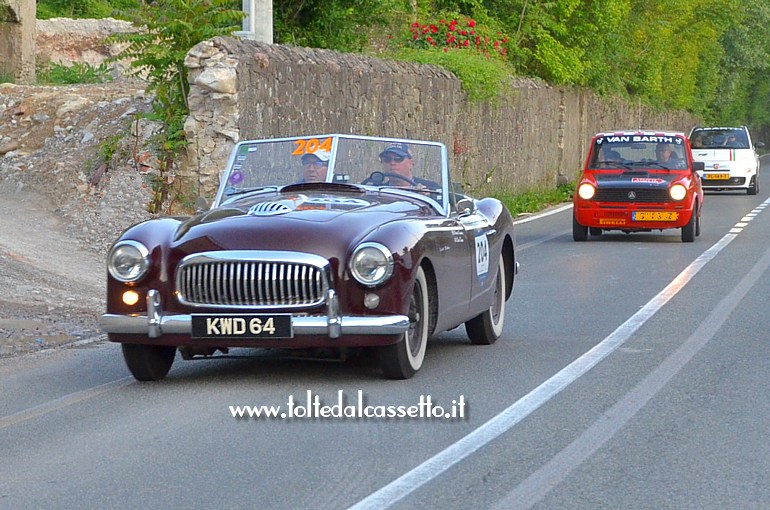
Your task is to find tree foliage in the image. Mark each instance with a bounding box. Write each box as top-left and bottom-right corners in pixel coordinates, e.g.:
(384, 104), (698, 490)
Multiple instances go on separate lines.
(38, 0), (770, 139)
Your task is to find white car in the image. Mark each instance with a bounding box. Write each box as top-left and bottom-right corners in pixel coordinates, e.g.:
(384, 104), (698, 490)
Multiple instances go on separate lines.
(689, 126), (764, 195)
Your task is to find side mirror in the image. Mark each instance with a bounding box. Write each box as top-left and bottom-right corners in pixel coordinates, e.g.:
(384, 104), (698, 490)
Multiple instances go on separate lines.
(195, 196), (211, 214)
(692, 161), (705, 171)
(755, 141), (765, 149)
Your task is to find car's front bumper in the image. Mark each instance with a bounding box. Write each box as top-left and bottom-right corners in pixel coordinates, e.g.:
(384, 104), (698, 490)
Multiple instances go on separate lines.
(100, 289), (410, 340)
(698, 171), (751, 189)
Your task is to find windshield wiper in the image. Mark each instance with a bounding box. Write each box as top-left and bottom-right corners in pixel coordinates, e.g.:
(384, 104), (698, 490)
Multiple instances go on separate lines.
(225, 185), (278, 197)
(626, 161), (671, 171)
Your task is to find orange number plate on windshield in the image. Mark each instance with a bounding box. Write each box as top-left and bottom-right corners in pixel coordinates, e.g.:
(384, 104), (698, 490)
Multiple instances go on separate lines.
(633, 211), (679, 222)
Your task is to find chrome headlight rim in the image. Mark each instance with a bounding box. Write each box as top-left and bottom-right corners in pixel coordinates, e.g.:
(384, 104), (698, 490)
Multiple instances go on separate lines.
(669, 183), (687, 201)
(349, 242), (394, 287)
(107, 240), (150, 283)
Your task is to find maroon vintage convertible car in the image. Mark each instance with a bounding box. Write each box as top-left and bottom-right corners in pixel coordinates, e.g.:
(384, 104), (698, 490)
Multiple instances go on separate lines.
(100, 134), (517, 380)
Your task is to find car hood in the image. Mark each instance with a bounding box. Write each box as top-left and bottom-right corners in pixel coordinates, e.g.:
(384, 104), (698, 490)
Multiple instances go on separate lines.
(593, 172), (681, 188)
(171, 189), (430, 256)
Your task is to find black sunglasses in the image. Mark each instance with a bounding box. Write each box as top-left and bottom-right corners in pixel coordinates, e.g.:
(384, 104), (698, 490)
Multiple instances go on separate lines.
(380, 154), (406, 163)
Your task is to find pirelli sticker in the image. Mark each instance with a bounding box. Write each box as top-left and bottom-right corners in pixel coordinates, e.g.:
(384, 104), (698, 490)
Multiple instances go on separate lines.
(599, 218), (626, 226)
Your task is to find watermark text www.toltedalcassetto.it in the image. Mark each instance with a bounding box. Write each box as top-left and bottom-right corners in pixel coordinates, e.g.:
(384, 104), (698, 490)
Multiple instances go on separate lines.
(229, 390), (467, 420)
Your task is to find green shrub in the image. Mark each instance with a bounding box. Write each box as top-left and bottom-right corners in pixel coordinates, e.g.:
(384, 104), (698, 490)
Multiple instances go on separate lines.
(36, 61), (113, 84)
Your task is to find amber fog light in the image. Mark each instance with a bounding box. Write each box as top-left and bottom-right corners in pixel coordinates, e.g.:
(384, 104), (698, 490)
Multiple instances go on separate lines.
(577, 183), (596, 200)
(364, 293), (380, 309)
(122, 290), (140, 306)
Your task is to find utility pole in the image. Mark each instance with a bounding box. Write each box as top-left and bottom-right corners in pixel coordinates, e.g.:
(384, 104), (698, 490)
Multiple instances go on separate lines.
(233, 0), (273, 43)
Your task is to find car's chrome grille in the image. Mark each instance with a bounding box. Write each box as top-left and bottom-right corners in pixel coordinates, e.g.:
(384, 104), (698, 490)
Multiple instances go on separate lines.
(176, 252), (330, 308)
(594, 188), (670, 203)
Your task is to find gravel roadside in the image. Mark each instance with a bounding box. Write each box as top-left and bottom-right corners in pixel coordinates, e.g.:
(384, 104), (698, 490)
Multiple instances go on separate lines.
(0, 81), (158, 357)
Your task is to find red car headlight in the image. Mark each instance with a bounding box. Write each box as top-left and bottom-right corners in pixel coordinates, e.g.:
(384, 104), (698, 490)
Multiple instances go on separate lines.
(577, 183), (596, 200)
(669, 183), (687, 201)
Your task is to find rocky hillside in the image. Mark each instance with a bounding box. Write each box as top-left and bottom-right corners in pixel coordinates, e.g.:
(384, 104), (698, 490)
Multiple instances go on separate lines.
(0, 18), (161, 254)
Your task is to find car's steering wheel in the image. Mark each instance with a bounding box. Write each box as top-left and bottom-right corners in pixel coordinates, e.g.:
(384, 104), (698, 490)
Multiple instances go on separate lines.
(361, 171), (416, 186)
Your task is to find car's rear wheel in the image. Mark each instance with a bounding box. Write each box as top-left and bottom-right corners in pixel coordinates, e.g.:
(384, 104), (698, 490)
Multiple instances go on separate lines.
(378, 266), (429, 379)
(466, 253), (507, 345)
(122, 344), (176, 381)
(681, 208), (696, 242)
(573, 213), (588, 241)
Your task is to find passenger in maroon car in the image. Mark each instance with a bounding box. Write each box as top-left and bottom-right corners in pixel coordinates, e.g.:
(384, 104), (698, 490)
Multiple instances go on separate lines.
(299, 149), (330, 183)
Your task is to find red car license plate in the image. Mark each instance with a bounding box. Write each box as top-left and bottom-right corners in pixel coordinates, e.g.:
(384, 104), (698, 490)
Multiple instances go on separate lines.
(632, 211), (679, 222)
(192, 314), (293, 338)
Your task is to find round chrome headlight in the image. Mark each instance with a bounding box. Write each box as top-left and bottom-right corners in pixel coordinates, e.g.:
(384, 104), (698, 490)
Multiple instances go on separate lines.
(107, 240), (150, 282)
(577, 183), (596, 200)
(350, 242), (393, 287)
(669, 183), (687, 201)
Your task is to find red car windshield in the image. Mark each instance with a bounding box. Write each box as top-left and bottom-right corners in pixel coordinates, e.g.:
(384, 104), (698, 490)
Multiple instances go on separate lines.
(589, 135), (688, 170)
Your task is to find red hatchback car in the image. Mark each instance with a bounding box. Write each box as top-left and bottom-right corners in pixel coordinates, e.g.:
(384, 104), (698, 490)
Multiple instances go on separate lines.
(573, 131), (705, 242)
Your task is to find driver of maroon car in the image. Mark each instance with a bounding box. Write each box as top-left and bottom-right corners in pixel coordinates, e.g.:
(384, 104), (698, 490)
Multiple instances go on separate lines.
(378, 142), (439, 188)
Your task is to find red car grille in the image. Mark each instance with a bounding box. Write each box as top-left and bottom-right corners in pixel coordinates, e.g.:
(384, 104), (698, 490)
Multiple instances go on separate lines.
(176, 260), (329, 308)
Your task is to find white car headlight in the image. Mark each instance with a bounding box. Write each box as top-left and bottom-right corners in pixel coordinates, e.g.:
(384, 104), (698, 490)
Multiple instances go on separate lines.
(577, 183), (596, 200)
(350, 242), (393, 287)
(107, 240), (150, 282)
(669, 184), (687, 201)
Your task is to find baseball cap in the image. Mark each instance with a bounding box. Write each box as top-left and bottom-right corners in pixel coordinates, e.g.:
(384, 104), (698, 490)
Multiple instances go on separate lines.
(379, 142), (412, 159)
(301, 149), (331, 164)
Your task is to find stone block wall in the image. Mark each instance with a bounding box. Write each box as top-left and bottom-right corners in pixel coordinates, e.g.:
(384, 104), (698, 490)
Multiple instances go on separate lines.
(183, 37), (697, 200)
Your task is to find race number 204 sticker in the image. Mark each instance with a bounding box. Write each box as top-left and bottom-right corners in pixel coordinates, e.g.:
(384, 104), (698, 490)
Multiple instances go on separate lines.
(475, 232), (489, 277)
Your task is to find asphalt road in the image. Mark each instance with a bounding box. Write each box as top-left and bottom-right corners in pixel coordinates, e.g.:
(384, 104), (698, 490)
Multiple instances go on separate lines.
(2, 161), (770, 509)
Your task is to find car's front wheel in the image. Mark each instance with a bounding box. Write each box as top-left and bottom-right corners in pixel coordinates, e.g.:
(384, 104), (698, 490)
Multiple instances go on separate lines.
(466, 253), (507, 345)
(748, 174), (759, 195)
(122, 344), (176, 381)
(681, 208), (696, 242)
(379, 266), (429, 379)
(573, 213), (588, 241)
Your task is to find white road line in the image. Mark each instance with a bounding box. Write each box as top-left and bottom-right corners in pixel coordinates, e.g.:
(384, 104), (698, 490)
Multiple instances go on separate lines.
(514, 203), (573, 225)
(348, 195), (770, 510)
(495, 220), (770, 509)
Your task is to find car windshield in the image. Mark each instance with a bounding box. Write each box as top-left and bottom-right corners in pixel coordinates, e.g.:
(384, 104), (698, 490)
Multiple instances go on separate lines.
(690, 128), (749, 149)
(588, 134), (688, 170)
(214, 134), (448, 212)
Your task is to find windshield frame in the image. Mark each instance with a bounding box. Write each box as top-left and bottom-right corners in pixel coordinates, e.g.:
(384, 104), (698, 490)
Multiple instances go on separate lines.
(212, 134), (451, 216)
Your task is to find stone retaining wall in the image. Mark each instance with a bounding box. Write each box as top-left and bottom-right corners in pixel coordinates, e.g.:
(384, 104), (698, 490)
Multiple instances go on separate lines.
(183, 37), (697, 200)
